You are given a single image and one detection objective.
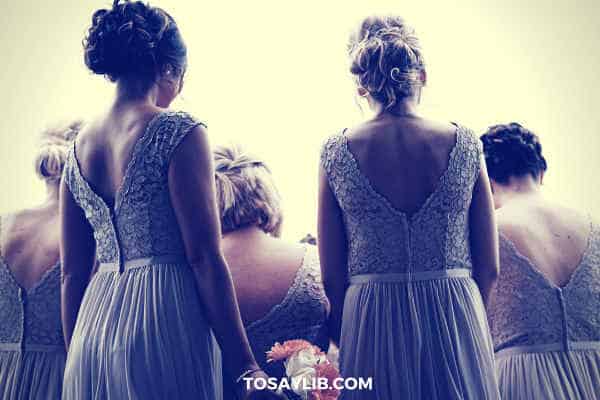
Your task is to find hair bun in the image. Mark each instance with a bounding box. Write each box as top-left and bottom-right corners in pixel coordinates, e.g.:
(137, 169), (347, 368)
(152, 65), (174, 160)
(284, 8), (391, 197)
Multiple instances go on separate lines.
(481, 122), (548, 184)
(213, 145), (282, 236)
(349, 15), (425, 110)
(84, 0), (172, 81)
(214, 146), (267, 173)
(35, 121), (83, 182)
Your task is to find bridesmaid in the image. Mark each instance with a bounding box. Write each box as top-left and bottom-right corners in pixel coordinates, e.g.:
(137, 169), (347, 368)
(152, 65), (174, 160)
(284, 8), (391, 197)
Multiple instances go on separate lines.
(60, 1), (279, 399)
(213, 145), (330, 399)
(318, 15), (500, 399)
(482, 123), (600, 400)
(0, 121), (81, 399)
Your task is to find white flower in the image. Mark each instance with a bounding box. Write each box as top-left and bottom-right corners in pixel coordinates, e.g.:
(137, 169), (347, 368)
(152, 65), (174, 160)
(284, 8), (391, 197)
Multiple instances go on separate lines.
(284, 347), (328, 398)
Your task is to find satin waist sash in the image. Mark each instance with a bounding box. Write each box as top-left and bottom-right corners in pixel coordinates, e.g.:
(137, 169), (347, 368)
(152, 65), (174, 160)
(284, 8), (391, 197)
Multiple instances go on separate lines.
(349, 268), (472, 285)
(495, 341), (600, 359)
(98, 254), (188, 273)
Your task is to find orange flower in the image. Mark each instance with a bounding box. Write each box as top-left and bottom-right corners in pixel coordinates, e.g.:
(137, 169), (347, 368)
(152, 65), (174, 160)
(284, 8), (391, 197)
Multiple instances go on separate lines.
(267, 339), (314, 362)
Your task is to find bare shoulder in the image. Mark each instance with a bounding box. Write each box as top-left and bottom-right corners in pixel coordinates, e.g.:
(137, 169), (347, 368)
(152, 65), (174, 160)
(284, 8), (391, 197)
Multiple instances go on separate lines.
(495, 204), (531, 240)
(2, 209), (39, 231)
(0, 208), (58, 246)
(547, 202), (594, 238)
(497, 200), (592, 245)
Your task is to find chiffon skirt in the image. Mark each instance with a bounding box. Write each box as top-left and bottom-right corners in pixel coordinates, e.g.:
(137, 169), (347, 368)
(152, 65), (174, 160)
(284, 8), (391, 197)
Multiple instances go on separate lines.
(0, 348), (66, 399)
(62, 260), (221, 399)
(496, 349), (600, 400)
(339, 271), (500, 400)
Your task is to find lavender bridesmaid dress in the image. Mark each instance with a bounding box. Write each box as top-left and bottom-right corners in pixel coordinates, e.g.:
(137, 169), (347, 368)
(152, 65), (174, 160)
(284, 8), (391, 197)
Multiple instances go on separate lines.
(488, 225), (600, 400)
(320, 124), (500, 399)
(61, 112), (221, 399)
(0, 217), (65, 399)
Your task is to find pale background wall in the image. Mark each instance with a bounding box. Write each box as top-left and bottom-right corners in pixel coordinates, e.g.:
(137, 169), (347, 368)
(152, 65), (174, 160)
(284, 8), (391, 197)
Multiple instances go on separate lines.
(1, 0), (599, 240)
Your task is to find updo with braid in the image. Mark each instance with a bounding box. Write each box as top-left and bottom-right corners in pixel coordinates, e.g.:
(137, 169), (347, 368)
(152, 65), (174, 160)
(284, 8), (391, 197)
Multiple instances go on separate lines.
(214, 145), (283, 235)
(349, 15), (425, 110)
(84, 0), (186, 84)
(34, 120), (83, 183)
(481, 122), (548, 184)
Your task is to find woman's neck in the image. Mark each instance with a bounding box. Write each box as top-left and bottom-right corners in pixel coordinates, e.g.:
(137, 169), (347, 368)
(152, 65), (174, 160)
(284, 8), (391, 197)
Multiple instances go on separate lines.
(495, 176), (544, 208)
(223, 226), (268, 242)
(44, 182), (60, 207)
(373, 96), (420, 119)
(113, 79), (158, 110)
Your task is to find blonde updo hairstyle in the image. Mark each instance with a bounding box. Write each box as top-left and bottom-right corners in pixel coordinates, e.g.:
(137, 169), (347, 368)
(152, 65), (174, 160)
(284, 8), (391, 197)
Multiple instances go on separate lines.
(214, 145), (283, 236)
(349, 15), (425, 110)
(34, 120), (83, 183)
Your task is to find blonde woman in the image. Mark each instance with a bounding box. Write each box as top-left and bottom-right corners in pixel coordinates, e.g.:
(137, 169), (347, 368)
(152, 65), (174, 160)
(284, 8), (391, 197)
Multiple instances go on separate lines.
(0, 121), (81, 399)
(482, 123), (600, 400)
(213, 145), (329, 399)
(318, 16), (500, 399)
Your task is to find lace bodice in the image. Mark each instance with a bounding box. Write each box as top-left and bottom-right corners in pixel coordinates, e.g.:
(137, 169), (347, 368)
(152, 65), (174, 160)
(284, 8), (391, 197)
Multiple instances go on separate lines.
(487, 224), (600, 352)
(62, 112), (203, 264)
(320, 124), (482, 276)
(245, 246), (329, 377)
(0, 218), (64, 348)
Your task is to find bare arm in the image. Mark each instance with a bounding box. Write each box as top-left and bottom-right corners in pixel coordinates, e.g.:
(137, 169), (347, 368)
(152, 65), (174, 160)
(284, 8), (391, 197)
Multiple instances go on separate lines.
(469, 156), (500, 307)
(317, 165), (348, 345)
(59, 178), (96, 349)
(169, 126), (278, 399)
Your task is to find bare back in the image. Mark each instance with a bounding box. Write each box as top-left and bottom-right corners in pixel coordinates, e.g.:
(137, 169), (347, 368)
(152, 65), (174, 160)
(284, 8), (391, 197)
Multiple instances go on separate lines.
(0, 208), (60, 290)
(345, 116), (458, 216)
(74, 106), (164, 207)
(221, 232), (307, 325)
(498, 199), (591, 288)
(220, 230), (329, 394)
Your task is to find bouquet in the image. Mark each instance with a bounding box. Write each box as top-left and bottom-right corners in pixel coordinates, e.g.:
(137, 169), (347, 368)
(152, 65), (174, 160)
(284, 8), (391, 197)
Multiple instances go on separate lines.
(267, 339), (340, 400)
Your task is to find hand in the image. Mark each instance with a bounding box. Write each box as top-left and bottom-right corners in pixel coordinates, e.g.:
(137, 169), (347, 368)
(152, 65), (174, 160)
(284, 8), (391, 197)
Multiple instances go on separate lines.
(242, 370), (287, 400)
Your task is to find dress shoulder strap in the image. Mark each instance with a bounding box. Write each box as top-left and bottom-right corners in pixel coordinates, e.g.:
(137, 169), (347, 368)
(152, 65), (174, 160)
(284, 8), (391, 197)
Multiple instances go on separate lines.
(148, 111), (206, 164)
(0, 214), (3, 258)
(319, 131), (346, 178)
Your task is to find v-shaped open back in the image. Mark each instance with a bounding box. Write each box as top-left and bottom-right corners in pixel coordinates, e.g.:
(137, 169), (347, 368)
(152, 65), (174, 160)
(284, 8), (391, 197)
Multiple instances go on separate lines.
(71, 112), (166, 215)
(489, 219), (600, 363)
(340, 124), (461, 220)
(61, 110), (222, 399)
(499, 219), (596, 290)
(63, 111), (204, 264)
(321, 122), (483, 275)
(0, 215), (61, 294)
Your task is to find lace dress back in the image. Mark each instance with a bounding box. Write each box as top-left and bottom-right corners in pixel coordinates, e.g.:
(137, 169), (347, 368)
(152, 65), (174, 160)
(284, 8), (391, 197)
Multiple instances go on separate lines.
(321, 124), (482, 276)
(61, 111), (222, 399)
(488, 223), (600, 400)
(222, 246), (329, 399)
(62, 111), (201, 265)
(321, 124), (500, 400)
(0, 215), (66, 399)
(246, 246), (329, 371)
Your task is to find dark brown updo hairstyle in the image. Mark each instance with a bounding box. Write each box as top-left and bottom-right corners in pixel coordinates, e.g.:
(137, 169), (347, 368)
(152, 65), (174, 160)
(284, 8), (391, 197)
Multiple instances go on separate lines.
(84, 0), (186, 91)
(481, 123), (548, 185)
(349, 15), (425, 110)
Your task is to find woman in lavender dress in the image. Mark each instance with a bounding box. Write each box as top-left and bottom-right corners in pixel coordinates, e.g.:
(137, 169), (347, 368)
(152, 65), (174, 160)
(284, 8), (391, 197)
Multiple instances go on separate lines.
(318, 15), (500, 400)
(213, 145), (329, 399)
(0, 121), (80, 399)
(60, 1), (280, 399)
(482, 123), (600, 400)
